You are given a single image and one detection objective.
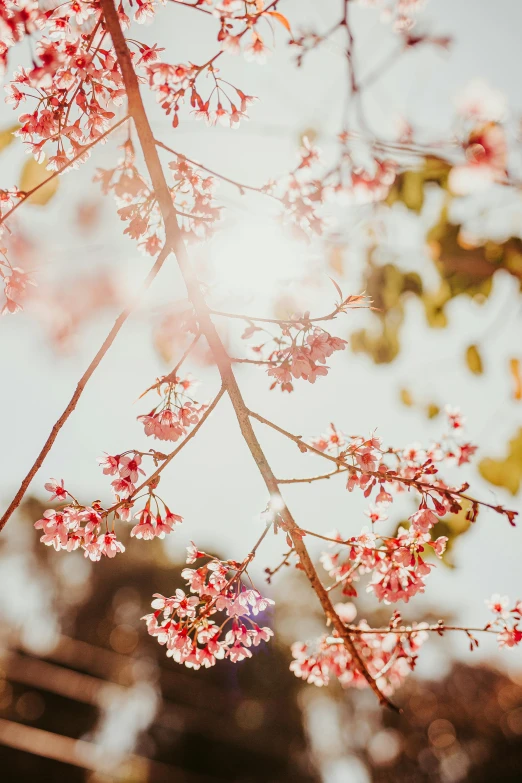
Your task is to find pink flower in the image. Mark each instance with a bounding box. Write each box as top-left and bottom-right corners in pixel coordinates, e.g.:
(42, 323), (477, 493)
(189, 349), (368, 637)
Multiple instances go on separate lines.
(444, 405), (465, 431)
(130, 508), (156, 540)
(227, 642), (252, 662)
(155, 507), (183, 538)
(486, 594), (510, 618)
(44, 478), (68, 501)
(97, 532), (125, 558)
(118, 453), (144, 483)
(334, 602), (357, 623)
(244, 32), (270, 64)
(409, 508), (439, 534)
(432, 536), (448, 557)
(111, 477), (135, 498)
(186, 541), (205, 564)
(364, 505), (388, 524)
(97, 453), (120, 476)
(497, 628), (522, 648)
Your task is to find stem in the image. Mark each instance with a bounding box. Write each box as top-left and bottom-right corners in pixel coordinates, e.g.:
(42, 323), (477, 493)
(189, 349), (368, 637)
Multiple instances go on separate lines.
(0, 243), (172, 532)
(248, 410), (514, 520)
(0, 116), (129, 228)
(327, 624), (496, 637)
(100, 0), (394, 710)
(277, 468), (345, 484)
(155, 138), (279, 200)
(107, 386), (225, 517)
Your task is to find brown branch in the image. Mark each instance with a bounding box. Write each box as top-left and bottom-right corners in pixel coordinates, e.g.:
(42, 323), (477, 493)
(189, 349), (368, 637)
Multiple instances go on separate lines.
(277, 468), (346, 484)
(0, 116), (129, 228)
(155, 138), (280, 200)
(328, 624), (496, 637)
(99, 0), (394, 710)
(248, 409), (516, 521)
(106, 385), (225, 517)
(0, 243), (172, 532)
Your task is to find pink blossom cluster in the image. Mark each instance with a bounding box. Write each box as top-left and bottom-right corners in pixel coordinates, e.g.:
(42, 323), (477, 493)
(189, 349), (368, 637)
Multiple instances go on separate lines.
(34, 480), (125, 561)
(321, 525), (447, 604)
(137, 374), (208, 441)
(243, 314), (347, 391)
(97, 448), (183, 538)
(486, 594), (522, 649)
(266, 327), (347, 389)
(268, 137), (327, 237)
(35, 465), (184, 558)
(168, 156), (221, 242)
(291, 610), (428, 695)
(95, 138), (161, 255)
(329, 138), (398, 204)
(142, 543), (274, 668)
(0, 1), (44, 76)
(310, 408), (487, 528)
(7, 7), (124, 168)
(0, 256), (36, 316)
(96, 138), (221, 249)
(130, 503), (183, 540)
(145, 59), (255, 130)
(98, 450), (146, 499)
(307, 412), (516, 604)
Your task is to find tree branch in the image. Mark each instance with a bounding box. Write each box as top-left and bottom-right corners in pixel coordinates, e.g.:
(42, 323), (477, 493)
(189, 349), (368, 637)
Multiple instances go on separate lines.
(0, 242), (172, 532)
(0, 116), (129, 228)
(106, 384), (225, 517)
(99, 0), (394, 709)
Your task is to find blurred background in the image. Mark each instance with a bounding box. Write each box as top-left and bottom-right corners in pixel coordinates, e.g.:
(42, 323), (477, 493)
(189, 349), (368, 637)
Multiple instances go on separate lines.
(1, 0), (522, 780)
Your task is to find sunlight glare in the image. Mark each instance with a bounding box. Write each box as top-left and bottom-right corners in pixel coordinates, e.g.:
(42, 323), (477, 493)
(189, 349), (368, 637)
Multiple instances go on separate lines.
(208, 217), (308, 299)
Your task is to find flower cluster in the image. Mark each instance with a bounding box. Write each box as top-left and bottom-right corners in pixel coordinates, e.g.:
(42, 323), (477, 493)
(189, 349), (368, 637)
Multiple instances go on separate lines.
(307, 409), (517, 605)
(168, 156), (221, 241)
(97, 448), (183, 538)
(268, 137), (327, 237)
(95, 138), (161, 254)
(142, 543), (274, 668)
(7, 6), (124, 168)
(291, 608), (428, 695)
(35, 479), (125, 561)
(137, 373), (208, 441)
(243, 316), (348, 392)
(311, 406), (490, 526)
(486, 595), (522, 649)
(145, 59), (256, 130)
(96, 138), (221, 249)
(327, 135), (398, 205)
(34, 450), (184, 557)
(0, 1), (44, 76)
(321, 525), (447, 604)
(0, 249), (36, 316)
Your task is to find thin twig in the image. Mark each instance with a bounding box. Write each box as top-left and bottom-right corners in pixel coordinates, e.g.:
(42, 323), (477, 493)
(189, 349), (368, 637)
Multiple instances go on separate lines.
(107, 385), (225, 517)
(155, 138), (280, 200)
(0, 243), (172, 532)
(248, 409), (515, 520)
(0, 116), (130, 228)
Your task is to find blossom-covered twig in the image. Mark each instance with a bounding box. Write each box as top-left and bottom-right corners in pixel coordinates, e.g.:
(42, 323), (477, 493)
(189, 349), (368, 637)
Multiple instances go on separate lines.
(0, 241), (173, 533)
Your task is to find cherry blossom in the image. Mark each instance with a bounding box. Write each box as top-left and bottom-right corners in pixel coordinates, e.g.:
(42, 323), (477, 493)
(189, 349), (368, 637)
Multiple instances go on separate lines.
(142, 544), (274, 668)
